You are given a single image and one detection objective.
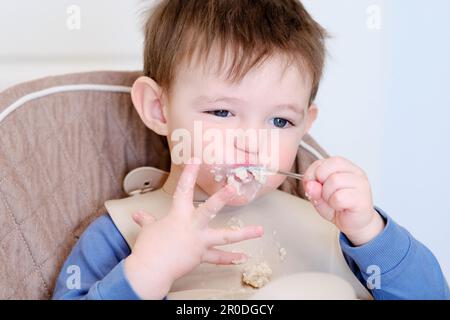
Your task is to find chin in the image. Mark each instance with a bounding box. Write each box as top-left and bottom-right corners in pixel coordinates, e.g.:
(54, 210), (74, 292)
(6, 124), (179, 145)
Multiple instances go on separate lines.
(224, 186), (274, 207)
(225, 196), (254, 207)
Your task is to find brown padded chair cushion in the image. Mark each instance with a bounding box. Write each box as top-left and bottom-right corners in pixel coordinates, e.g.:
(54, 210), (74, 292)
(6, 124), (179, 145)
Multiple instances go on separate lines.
(0, 70), (328, 299)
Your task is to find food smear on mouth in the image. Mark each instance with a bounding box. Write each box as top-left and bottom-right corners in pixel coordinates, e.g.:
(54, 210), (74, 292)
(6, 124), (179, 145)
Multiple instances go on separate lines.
(233, 167), (251, 183)
(226, 174), (243, 195)
(210, 165), (272, 199)
(247, 166), (269, 184)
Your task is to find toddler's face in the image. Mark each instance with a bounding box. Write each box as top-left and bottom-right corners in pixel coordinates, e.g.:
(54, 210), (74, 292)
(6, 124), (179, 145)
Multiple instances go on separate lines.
(143, 51), (317, 206)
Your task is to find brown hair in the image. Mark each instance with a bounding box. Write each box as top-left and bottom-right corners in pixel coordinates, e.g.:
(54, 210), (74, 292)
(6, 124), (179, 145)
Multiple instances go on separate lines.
(143, 0), (328, 104)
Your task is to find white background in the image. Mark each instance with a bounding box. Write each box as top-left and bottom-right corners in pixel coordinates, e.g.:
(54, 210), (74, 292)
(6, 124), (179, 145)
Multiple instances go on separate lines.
(1, 0), (449, 282)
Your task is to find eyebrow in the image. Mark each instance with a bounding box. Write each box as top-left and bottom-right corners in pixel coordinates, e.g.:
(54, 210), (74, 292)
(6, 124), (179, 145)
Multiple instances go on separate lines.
(193, 95), (244, 105)
(193, 95), (304, 114)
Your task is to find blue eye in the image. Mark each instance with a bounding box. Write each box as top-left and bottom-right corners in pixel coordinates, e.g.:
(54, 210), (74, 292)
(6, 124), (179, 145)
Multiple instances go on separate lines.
(271, 117), (292, 128)
(207, 110), (232, 117)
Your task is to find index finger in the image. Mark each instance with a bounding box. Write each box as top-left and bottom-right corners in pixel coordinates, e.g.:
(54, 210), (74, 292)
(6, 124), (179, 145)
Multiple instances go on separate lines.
(312, 156), (364, 184)
(303, 158), (325, 183)
(172, 158), (201, 210)
(195, 185), (236, 227)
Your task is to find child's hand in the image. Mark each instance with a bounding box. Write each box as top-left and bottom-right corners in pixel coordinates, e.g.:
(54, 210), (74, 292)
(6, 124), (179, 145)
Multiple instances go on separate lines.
(124, 160), (264, 299)
(302, 156), (385, 246)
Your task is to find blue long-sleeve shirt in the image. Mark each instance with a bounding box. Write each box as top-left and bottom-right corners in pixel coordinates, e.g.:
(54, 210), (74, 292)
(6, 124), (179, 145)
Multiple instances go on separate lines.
(52, 207), (449, 300)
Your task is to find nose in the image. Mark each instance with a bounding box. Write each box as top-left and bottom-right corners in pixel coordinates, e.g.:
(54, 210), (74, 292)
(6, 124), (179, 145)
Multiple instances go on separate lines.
(234, 130), (259, 163)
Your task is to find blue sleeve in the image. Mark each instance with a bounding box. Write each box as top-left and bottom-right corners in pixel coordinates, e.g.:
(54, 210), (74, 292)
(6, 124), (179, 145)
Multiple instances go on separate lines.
(52, 214), (141, 300)
(340, 207), (450, 300)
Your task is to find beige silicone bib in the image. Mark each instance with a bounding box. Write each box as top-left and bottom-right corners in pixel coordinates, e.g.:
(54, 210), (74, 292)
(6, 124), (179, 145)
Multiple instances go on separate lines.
(105, 167), (372, 300)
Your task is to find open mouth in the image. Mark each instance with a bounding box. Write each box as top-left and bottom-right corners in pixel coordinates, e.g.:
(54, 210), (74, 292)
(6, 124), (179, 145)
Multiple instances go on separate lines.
(231, 166), (254, 183)
(210, 165), (271, 197)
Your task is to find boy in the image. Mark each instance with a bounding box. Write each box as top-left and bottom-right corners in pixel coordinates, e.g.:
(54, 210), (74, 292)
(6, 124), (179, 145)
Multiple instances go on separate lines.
(53, 0), (449, 299)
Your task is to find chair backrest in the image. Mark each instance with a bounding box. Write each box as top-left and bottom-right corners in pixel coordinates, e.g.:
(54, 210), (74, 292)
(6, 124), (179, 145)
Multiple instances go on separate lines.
(0, 71), (328, 299)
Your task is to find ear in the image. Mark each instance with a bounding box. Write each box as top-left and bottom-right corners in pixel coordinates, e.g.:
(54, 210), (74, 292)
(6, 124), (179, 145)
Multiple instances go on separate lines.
(303, 103), (318, 134)
(131, 76), (168, 136)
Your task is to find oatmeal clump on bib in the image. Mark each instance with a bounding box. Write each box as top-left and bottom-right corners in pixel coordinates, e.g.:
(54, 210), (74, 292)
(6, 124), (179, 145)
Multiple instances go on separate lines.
(242, 261), (273, 288)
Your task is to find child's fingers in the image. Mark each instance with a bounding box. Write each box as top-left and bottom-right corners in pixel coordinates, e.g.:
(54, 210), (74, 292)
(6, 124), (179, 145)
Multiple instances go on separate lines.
(303, 159), (325, 185)
(172, 158), (201, 212)
(132, 210), (156, 227)
(202, 248), (248, 265)
(304, 180), (335, 221)
(195, 185), (236, 226)
(314, 157), (365, 184)
(204, 225), (264, 247)
(321, 172), (359, 203)
(304, 180), (322, 200)
(328, 188), (358, 212)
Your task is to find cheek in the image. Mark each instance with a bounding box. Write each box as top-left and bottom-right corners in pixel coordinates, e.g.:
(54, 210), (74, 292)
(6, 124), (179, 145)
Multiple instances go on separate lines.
(167, 123), (236, 169)
(256, 138), (299, 193)
(272, 137), (299, 170)
(196, 166), (225, 196)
